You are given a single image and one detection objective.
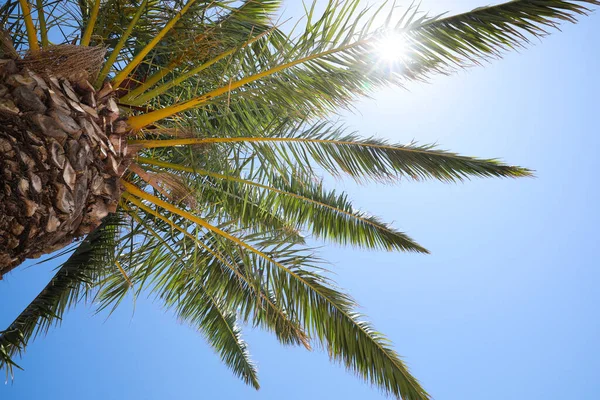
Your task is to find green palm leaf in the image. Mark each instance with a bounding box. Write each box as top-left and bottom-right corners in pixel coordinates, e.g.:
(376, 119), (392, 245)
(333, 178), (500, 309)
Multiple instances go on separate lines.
(177, 288), (260, 389)
(266, 262), (429, 400)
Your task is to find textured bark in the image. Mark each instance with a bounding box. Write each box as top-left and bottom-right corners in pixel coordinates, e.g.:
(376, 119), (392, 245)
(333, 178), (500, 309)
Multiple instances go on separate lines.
(0, 56), (129, 275)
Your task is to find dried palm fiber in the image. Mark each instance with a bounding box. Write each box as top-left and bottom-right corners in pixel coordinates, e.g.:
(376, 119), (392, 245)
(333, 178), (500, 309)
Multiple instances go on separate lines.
(18, 45), (106, 81)
(0, 44), (131, 276)
(128, 163), (197, 209)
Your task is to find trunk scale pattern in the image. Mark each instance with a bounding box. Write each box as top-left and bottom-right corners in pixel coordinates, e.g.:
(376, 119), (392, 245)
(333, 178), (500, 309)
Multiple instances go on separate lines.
(0, 49), (129, 276)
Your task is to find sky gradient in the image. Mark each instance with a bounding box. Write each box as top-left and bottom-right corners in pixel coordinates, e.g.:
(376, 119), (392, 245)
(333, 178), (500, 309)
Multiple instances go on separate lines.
(1, 1), (599, 399)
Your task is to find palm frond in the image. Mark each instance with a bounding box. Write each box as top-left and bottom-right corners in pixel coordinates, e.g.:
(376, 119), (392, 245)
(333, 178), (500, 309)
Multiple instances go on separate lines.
(137, 157), (427, 252)
(135, 217), (261, 389)
(175, 283), (260, 389)
(120, 0), (284, 102)
(95, 0), (150, 86)
(81, 200), (311, 385)
(127, 163), (304, 239)
(264, 260), (430, 400)
(401, 0), (600, 73)
(132, 121), (532, 183)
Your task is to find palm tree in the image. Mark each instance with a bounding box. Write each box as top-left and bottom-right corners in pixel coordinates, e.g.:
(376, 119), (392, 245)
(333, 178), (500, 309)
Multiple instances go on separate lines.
(0, 0), (596, 398)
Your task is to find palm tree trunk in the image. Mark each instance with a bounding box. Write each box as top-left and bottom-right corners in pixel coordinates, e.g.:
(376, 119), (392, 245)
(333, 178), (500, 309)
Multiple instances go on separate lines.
(0, 49), (129, 276)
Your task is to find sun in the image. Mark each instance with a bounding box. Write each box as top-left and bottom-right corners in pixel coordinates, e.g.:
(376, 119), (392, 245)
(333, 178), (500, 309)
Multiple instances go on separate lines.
(376, 32), (408, 64)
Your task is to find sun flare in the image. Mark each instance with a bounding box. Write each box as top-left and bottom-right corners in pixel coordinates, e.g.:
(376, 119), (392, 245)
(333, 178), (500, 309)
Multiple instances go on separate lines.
(377, 33), (408, 63)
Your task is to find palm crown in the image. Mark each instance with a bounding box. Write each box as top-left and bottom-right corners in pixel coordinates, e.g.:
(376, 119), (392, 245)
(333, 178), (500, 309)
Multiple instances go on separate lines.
(0, 1), (596, 399)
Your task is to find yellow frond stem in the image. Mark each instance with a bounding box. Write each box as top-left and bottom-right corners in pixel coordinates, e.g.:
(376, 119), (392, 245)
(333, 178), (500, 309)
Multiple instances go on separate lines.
(18, 0), (39, 52)
(129, 136), (421, 154)
(122, 180), (280, 261)
(96, 0), (149, 87)
(112, 0), (199, 88)
(123, 180), (308, 286)
(126, 41), (366, 130)
(35, 0), (47, 48)
(121, 200), (198, 283)
(122, 198), (200, 260)
(122, 29), (275, 105)
(80, 0), (101, 46)
(123, 192), (252, 281)
(136, 157), (196, 172)
(115, 260), (134, 287)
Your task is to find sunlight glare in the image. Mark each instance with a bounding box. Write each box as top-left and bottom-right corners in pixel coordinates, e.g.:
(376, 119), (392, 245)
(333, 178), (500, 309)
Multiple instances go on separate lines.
(377, 33), (408, 64)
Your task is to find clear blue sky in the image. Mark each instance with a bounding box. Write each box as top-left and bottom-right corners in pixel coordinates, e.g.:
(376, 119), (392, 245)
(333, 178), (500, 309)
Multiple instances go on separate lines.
(1, 1), (599, 399)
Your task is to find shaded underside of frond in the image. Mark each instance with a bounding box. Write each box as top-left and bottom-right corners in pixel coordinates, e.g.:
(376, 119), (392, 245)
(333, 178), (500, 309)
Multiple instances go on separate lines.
(120, 181), (430, 399)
